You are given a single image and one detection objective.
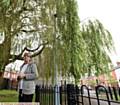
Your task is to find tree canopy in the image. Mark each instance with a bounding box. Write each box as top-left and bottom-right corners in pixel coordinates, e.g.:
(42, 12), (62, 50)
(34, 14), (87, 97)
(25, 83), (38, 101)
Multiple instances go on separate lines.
(0, 0), (114, 81)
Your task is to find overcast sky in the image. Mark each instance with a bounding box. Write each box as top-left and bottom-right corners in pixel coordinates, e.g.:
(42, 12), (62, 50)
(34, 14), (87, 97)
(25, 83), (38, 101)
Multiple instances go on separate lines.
(77, 0), (120, 65)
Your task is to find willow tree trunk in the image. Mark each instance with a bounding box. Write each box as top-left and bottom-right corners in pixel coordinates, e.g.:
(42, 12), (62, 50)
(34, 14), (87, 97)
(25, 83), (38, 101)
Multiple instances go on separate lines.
(0, 35), (11, 71)
(0, 33), (11, 89)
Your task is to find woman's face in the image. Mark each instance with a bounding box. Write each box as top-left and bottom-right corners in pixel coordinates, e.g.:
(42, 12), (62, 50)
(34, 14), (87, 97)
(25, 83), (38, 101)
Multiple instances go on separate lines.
(24, 55), (31, 63)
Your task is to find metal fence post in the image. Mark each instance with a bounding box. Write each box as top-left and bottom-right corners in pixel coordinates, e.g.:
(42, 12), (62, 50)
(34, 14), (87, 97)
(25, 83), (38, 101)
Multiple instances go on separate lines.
(96, 85), (111, 105)
(108, 86), (113, 100)
(35, 85), (40, 102)
(59, 86), (62, 105)
(76, 85), (79, 105)
(67, 84), (76, 105)
(118, 87), (120, 97)
(80, 85), (91, 105)
(112, 87), (118, 101)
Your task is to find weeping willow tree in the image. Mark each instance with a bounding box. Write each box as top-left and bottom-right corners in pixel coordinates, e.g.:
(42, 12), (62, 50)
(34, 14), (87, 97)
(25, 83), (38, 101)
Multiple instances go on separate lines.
(55, 0), (115, 83)
(0, 0), (114, 84)
(56, 0), (87, 80)
(0, 0), (53, 70)
(80, 19), (114, 77)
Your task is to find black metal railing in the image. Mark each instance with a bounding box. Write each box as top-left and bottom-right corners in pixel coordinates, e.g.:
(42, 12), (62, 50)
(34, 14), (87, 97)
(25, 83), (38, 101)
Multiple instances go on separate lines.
(35, 84), (120, 105)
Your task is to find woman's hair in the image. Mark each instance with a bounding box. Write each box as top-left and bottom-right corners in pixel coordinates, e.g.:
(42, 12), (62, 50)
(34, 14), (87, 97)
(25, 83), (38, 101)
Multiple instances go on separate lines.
(23, 52), (32, 63)
(23, 52), (31, 58)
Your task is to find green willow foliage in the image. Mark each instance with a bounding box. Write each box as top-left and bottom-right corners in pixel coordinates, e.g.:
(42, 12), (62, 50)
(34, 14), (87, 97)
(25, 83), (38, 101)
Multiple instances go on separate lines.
(80, 19), (114, 76)
(56, 0), (114, 79)
(0, 0), (114, 81)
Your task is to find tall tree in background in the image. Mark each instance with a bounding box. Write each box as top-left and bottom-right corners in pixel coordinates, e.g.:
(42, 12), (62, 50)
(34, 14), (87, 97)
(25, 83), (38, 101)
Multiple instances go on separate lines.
(80, 19), (114, 77)
(56, 0), (114, 82)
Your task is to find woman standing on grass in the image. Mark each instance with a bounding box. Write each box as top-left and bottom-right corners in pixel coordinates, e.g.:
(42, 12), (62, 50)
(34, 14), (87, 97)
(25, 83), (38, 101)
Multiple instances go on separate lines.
(17, 52), (38, 102)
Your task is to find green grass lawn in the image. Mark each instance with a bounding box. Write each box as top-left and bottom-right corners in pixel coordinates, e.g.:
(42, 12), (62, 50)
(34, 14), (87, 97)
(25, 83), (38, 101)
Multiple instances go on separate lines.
(0, 89), (18, 102)
(0, 89), (36, 102)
